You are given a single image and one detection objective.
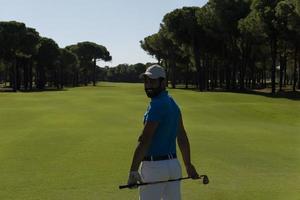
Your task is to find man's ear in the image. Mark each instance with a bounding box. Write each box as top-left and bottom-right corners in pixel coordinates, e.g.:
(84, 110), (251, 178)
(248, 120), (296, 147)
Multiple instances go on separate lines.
(160, 79), (167, 89)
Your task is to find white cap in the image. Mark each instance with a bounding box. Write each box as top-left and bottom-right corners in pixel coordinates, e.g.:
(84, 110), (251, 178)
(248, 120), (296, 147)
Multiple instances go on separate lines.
(141, 64), (166, 79)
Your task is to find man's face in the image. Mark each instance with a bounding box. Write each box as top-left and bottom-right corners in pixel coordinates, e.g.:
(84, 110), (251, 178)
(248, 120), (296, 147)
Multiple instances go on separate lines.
(143, 76), (163, 98)
(144, 76), (160, 89)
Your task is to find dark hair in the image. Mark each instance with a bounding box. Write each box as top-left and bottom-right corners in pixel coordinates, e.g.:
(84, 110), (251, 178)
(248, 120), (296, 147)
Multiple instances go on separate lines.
(158, 77), (165, 82)
(158, 78), (166, 89)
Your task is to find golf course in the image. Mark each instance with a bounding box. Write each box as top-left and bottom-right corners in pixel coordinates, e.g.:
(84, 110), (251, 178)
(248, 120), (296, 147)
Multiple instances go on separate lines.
(0, 82), (299, 199)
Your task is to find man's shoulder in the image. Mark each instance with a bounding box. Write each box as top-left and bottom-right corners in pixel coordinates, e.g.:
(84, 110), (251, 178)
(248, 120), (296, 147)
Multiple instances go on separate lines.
(150, 98), (165, 109)
(151, 95), (180, 110)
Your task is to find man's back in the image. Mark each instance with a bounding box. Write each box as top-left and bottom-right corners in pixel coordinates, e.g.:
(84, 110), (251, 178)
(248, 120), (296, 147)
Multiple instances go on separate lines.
(143, 91), (180, 157)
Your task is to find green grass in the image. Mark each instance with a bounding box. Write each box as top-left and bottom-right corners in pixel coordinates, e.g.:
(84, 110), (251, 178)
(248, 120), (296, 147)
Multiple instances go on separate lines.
(0, 82), (299, 200)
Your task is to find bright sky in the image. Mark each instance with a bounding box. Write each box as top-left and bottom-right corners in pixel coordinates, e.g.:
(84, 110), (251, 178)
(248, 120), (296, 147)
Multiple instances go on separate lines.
(1, 0), (208, 67)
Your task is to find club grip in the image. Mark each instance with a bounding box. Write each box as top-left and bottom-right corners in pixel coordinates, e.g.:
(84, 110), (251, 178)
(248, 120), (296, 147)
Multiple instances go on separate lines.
(119, 184), (137, 189)
(119, 185), (129, 189)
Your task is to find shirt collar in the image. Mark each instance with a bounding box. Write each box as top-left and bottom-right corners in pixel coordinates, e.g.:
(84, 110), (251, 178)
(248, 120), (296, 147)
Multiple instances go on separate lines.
(152, 90), (168, 99)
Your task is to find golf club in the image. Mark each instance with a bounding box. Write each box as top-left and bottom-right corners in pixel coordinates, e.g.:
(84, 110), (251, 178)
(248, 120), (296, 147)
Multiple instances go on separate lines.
(119, 175), (209, 189)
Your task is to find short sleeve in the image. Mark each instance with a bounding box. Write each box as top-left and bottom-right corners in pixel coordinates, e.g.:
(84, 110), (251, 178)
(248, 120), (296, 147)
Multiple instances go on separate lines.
(144, 101), (164, 122)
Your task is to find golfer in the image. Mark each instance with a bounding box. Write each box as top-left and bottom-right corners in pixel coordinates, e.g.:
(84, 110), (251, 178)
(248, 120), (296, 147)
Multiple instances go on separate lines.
(128, 64), (199, 200)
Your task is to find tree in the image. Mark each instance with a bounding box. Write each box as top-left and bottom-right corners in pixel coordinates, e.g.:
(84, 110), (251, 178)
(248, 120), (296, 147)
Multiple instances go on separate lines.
(141, 27), (189, 88)
(163, 7), (205, 90)
(275, 0), (297, 91)
(36, 37), (60, 89)
(252, 0), (282, 94)
(91, 44), (112, 86)
(140, 33), (166, 64)
(18, 27), (40, 90)
(59, 48), (79, 88)
(66, 42), (111, 86)
(210, 0), (252, 90)
(288, 0), (300, 90)
(103, 63), (147, 83)
(196, 4), (225, 90)
(238, 11), (267, 89)
(0, 21), (26, 91)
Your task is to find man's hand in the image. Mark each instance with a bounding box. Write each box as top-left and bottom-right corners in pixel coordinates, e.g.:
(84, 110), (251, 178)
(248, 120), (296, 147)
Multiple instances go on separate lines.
(186, 163), (199, 179)
(127, 171), (142, 189)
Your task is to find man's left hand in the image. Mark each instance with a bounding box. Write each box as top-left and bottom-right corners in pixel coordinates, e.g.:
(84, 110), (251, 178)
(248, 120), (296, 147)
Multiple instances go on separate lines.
(127, 171), (142, 189)
(186, 163), (199, 179)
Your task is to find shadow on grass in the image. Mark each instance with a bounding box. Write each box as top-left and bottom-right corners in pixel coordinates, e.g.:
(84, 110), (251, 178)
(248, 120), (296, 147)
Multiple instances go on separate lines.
(94, 85), (116, 88)
(229, 89), (300, 101)
(0, 87), (68, 93)
(0, 84), (116, 93)
(174, 86), (300, 101)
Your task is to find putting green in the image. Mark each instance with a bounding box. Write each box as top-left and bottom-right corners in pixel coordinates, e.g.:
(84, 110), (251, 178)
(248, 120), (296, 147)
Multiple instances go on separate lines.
(0, 82), (299, 200)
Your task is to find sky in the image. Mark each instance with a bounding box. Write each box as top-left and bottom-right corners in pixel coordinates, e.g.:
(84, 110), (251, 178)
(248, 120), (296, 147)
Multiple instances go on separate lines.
(0, 0), (208, 67)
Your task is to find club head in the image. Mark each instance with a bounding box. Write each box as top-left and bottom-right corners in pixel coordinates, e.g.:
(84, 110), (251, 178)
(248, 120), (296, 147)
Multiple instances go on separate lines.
(200, 175), (209, 184)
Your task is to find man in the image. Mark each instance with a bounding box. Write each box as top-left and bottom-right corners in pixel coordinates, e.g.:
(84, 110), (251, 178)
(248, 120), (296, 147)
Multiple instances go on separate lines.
(128, 64), (199, 200)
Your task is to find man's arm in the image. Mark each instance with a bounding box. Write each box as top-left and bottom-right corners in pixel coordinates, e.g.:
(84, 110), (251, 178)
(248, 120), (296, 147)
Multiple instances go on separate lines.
(177, 114), (199, 179)
(129, 121), (159, 171)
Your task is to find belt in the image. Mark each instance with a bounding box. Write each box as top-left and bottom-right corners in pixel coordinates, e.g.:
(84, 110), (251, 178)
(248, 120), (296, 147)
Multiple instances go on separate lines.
(143, 153), (177, 161)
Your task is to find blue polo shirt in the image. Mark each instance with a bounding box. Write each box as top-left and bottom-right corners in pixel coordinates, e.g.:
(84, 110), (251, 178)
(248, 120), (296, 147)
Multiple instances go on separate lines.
(143, 90), (181, 157)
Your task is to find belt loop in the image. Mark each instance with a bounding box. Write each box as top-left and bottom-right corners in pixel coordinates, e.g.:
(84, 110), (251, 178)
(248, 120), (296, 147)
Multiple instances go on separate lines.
(151, 156), (153, 161)
(170, 153), (173, 159)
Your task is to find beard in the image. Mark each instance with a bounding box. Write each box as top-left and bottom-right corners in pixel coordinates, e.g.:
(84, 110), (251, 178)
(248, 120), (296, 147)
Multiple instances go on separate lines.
(145, 87), (163, 98)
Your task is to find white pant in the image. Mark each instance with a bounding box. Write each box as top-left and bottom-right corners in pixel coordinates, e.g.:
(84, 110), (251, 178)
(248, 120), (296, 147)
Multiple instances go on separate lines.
(139, 159), (182, 200)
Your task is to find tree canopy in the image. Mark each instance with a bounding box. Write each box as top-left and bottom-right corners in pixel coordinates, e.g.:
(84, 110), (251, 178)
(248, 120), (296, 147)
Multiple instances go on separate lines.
(0, 21), (111, 91)
(140, 0), (300, 93)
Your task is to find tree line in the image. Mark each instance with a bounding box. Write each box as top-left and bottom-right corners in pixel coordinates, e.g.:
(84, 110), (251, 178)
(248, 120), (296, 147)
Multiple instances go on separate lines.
(140, 0), (300, 94)
(1, 0), (299, 94)
(0, 21), (112, 91)
(98, 63), (162, 83)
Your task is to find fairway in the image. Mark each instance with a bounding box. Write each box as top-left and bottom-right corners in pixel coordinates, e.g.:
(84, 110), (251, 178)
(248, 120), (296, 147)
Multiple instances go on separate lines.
(0, 82), (299, 200)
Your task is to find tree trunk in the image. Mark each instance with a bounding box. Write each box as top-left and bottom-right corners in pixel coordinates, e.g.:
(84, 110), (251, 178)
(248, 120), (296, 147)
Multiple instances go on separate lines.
(215, 59), (219, 89)
(72, 67), (76, 87)
(192, 42), (202, 91)
(279, 54), (284, 91)
(170, 59), (176, 89)
(23, 58), (28, 91)
(298, 59), (300, 90)
(84, 69), (88, 86)
(165, 60), (169, 88)
(219, 64), (225, 88)
(263, 59), (267, 88)
(293, 46), (298, 92)
(225, 64), (231, 90)
(205, 56), (210, 91)
(93, 58), (96, 86)
(60, 65), (64, 89)
(284, 60), (287, 87)
(298, 53), (300, 90)
(239, 41), (245, 90)
(15, 58), (19, 91)
(270, 37), (277, 94)
(239, 60), (245, 90)
(29, 59), (33, 90)
(232, 62), (237, 90)
(185, 63), (189, 89)
(55, 68), (59, 90)
(250, 59), (255, 89)
(4, 64), (8, 87)
(40, 65), (46, 90)
(12, 57), (17, 92)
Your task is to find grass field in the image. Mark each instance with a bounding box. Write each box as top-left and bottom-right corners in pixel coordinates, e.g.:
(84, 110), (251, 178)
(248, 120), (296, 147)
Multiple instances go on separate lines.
(0, 82), (299, 200)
